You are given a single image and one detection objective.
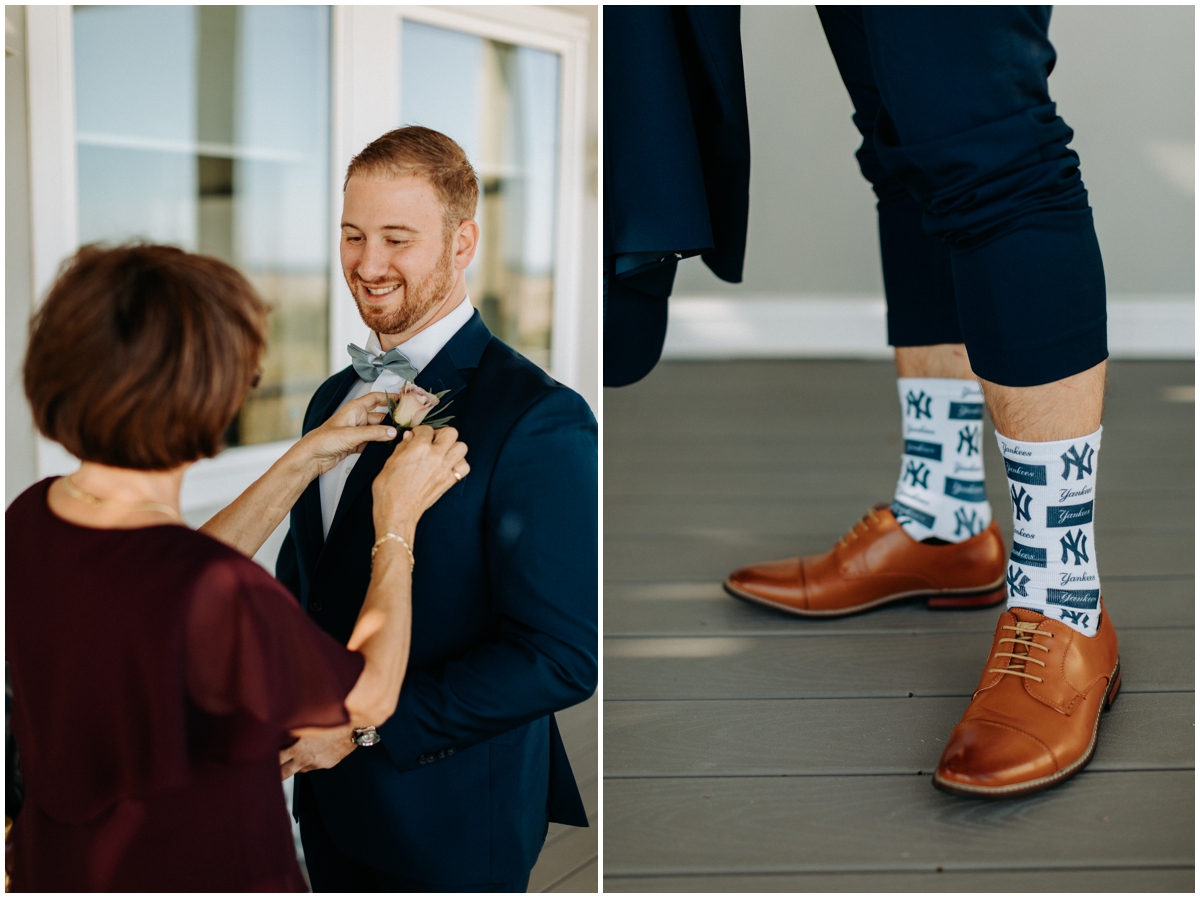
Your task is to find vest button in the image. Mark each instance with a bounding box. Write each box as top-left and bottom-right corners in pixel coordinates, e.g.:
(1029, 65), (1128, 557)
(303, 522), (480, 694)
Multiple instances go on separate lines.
(309, 599), (323, 612)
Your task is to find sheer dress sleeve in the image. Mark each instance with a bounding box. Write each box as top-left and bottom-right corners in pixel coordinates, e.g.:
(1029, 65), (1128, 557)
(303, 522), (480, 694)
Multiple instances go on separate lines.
(184, 555), (364, 763)
(6, 490), (366, 826)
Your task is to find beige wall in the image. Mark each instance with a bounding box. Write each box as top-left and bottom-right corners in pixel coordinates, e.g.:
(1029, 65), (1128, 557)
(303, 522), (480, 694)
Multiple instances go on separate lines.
(674, 5), (1195, 298)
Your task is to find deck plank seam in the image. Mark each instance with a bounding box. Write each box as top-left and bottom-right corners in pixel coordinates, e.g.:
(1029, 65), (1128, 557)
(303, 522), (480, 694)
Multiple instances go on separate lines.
(604, 766), (1197, 780)
(602, 862), (1197, 880)
(603, 689), (1196, 702)
(538, 855), (599, 892)
(605, 626), (1194, 637)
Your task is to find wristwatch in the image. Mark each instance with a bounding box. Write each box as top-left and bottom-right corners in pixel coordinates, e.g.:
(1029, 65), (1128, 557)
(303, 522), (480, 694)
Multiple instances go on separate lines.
(352, 726), (382, 747)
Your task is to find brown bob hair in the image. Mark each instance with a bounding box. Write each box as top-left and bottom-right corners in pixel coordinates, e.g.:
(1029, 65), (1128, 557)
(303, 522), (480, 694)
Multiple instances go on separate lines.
(344, 126), (479, 234)
(24, 244), (269, 470)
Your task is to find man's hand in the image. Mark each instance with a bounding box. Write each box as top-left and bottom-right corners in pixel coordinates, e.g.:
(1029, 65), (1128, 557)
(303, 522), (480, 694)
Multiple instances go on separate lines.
(280, 724), (356, 781)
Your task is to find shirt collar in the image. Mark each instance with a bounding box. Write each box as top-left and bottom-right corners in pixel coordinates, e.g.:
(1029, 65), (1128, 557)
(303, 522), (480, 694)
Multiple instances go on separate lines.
(365, 296), (474, 374)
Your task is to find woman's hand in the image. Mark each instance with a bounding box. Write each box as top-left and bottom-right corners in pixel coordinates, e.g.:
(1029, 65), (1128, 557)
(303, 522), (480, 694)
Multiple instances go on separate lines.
(372, 425), (469, 536)
(298, 392), (398, 478)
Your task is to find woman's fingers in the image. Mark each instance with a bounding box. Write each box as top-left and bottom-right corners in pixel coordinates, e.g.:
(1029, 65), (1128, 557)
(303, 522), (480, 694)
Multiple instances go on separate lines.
(335, 424), (396, 444)
(337, 391), (401, 425)
(408, 424), (437, 444)
(339, 392), (384, 420)
(445, 439), (468, 462)
(431, 425), (459, 446)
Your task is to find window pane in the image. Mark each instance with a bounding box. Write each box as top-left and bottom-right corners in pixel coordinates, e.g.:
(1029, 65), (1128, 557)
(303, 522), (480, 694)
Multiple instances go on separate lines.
(401, 20), (560, 371)
(73, 5), (331, 448)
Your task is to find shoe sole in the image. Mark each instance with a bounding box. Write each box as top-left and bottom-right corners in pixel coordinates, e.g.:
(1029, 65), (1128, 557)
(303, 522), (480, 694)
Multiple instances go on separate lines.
(931, 656), (1123, 799)
(722, 578), (1006, 618)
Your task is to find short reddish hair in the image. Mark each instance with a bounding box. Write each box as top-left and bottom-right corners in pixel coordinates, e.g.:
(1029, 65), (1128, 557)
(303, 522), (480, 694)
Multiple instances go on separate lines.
(344, 126), (479, 233)
(24, 244), (269, 470)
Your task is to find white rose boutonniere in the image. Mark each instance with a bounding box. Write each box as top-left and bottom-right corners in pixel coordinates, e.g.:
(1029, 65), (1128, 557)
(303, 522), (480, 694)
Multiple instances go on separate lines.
(386, 381), (454, 434)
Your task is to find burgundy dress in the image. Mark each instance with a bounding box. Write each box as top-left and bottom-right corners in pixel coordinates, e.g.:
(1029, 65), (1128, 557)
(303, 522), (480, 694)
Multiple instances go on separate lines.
(6, 479), (364, 891)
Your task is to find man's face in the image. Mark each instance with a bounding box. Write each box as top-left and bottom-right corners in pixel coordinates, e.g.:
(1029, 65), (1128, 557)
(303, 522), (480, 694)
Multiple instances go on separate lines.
(340, 174), (458, 338)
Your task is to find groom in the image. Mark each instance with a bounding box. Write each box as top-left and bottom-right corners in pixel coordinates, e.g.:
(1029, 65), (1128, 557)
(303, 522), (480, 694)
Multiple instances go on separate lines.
(276, 126), (597, 891)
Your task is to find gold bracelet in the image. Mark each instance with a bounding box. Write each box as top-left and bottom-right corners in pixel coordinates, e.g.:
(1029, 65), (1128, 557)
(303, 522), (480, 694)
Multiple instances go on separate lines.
(371, 532), (414, 570)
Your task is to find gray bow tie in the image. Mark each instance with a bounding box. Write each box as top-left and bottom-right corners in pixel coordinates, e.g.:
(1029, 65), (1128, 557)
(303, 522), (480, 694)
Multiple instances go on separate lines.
(347, 343), (419, 383)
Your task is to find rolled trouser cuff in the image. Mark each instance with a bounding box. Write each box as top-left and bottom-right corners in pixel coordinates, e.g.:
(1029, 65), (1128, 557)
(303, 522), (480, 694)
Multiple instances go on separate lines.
(879, 193), (963, 347)
(953, 210), (1108, 387)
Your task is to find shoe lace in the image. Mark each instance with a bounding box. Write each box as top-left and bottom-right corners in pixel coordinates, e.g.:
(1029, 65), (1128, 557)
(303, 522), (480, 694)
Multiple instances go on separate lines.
(988, 620), (1054, 682)
(837, 508), (881, 549)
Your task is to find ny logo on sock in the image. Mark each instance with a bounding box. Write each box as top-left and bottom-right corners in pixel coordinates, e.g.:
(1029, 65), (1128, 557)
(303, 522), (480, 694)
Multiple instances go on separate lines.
(1010, 486), (1033, 522)
(1007, 565), (1030, 597)
(956, 425), (980, 457)
(1059, 529), (1089, 565)
(1060, 443), (1095, 480)
(905, 390), (932, 419)
(954, 507), (981, 537)
(1060, 609), (1090, 628)
(903, 461), (930, 489)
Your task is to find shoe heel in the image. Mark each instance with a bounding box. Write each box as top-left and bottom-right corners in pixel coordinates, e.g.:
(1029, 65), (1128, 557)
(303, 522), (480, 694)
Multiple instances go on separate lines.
(1105, 665), (1122, 711)
(927, 585), (1006, 610)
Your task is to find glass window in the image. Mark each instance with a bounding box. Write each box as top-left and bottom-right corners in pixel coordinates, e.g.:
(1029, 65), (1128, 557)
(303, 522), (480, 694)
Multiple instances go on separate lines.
(73, 5), (331, 448)
(400, 20), (560, 371)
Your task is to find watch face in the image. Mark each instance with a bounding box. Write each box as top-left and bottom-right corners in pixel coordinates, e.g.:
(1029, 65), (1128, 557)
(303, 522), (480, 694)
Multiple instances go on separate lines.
(355, 729), (382, 746)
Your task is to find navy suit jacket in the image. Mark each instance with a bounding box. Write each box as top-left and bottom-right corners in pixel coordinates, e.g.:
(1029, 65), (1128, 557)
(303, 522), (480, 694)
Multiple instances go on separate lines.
(276, 311), (597, 884)
(603, 5), (751, 386)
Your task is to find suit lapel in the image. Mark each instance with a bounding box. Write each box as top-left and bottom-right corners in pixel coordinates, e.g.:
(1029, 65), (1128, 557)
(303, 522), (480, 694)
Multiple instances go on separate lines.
(323, 310), (492, 546)
(293, 367), (358, 565)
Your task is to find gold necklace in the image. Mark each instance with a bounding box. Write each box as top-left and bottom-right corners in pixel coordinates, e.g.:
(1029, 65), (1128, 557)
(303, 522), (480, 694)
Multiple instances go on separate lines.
(60, 475), (186, 525)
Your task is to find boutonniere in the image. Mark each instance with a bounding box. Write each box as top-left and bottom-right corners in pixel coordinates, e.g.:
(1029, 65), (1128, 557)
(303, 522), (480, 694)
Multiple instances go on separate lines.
(386, 381), (455, 438)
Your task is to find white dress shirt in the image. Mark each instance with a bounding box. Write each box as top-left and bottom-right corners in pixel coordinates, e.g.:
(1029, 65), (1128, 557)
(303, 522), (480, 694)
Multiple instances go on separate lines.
(318, 297), (475, 538)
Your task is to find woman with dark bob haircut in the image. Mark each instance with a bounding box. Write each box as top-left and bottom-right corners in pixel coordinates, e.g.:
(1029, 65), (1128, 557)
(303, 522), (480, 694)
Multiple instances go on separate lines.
(6, 243), (469, 891)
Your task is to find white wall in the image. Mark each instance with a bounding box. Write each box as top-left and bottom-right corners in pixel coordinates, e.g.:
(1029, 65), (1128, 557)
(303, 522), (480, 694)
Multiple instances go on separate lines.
(6, 6), (38, 506)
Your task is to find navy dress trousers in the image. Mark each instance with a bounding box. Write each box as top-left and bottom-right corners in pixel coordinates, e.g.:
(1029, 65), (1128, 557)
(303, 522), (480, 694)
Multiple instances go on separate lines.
(818, 5), (1107, 386)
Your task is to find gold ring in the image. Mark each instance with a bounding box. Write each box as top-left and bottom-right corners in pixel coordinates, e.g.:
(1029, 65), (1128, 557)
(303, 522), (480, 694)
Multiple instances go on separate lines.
(453, 471), (462, 482)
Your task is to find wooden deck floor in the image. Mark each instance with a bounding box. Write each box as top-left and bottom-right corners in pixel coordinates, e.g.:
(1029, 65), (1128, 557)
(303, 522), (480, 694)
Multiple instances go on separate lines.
(529, 693), (598, 892)
(603, 360), (1194, 892)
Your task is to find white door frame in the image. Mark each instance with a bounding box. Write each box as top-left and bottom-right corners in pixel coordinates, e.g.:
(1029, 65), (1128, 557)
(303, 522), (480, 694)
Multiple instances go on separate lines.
(23, 5), (591, 514)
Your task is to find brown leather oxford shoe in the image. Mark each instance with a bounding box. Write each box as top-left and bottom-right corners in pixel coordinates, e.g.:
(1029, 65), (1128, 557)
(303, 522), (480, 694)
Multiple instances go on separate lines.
(723, 505), (1006, 616)
(934, 603), (1120, 797)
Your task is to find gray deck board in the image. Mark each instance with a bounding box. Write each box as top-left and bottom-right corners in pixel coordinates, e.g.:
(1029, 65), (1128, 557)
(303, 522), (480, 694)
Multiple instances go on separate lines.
(603, 770), (1194, 875)
(604, 627), (1191, 700)
(606, 867), (1195, 892)
(528, 693), (596, 892)
(603, 359), (1194, 891)
(549, 858), (598, 892)
(605, 692), (1192, 776)
(604, 531), (1192, 580)
(605, 576), (1193, 635)
(529, 823), (598, 893)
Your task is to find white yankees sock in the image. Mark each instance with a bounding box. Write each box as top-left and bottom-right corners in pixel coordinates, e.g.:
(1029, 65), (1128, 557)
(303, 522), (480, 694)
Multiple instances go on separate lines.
(890, 378), (993, 544)
(997, 427), (1103, 637)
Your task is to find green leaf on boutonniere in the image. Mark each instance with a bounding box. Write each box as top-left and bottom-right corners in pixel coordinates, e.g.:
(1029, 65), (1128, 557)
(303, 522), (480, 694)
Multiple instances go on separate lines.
(422, 398), (455, 429)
